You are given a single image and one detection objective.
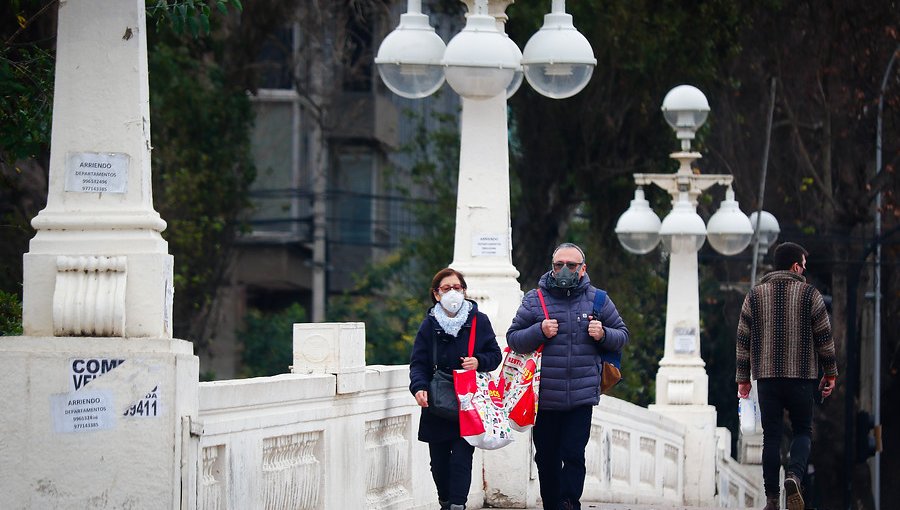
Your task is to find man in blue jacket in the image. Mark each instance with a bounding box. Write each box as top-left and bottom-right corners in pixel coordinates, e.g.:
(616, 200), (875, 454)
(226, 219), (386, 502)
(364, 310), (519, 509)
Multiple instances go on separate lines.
(507, 243), (629, 510)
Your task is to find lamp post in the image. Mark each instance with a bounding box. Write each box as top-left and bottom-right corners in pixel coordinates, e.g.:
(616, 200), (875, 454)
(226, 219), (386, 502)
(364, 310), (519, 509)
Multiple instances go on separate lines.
(376, 0), (594, 346)
(376, 1), (595, 506)
(614, 85), (754, 505)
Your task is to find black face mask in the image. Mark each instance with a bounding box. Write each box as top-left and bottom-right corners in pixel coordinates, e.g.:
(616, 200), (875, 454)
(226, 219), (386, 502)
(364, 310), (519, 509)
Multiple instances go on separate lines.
(548, 266), (579, 289)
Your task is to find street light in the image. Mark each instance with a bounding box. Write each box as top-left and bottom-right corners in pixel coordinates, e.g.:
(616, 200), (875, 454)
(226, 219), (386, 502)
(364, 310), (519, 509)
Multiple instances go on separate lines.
(376, 4), (595, 504)
(375, 0), (595, 101)
(748, 210), (780, 283)
(615, 85), (753, 408)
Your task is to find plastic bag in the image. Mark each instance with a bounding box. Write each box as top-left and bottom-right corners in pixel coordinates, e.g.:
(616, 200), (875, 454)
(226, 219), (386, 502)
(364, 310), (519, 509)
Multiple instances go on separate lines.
(454, 368), (514, 450)
(738, 396), (762, 434)
(499, 347), (542, 432)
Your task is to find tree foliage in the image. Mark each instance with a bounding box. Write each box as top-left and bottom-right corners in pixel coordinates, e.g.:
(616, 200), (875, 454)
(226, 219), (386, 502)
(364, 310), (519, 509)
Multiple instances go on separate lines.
(238, 302), (306, 377)
(506, 0), (898, 506)
(148, 25), (256, 346)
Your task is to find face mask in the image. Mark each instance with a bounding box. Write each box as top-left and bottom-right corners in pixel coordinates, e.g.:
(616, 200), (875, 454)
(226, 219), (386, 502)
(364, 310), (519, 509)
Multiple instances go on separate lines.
(548, 266), (579, 289)
(439, 289), (465, 314)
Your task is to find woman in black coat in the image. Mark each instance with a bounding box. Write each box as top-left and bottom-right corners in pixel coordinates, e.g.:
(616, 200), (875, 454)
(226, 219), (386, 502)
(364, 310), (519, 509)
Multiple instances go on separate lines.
(409, 267), (501, 510)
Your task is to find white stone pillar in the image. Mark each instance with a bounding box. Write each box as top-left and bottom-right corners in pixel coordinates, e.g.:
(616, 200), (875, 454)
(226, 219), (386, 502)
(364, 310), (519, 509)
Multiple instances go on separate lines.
(0, 338), (199, 508)
(449, 3), (532, 507)
(22, 0), (173, 339)
(654, 249), (708, 406)
(0, 2), (199, 508)
(649, 247), (718, 505)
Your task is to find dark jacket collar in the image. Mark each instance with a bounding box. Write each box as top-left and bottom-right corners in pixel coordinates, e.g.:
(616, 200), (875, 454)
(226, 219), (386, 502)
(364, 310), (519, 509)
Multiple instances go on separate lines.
(758, 269), (806, 285)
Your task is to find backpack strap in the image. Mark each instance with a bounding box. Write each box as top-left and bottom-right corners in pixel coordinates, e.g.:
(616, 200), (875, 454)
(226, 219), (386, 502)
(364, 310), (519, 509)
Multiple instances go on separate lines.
(592, 288), (607, 317)
(592, 288), (622, 368)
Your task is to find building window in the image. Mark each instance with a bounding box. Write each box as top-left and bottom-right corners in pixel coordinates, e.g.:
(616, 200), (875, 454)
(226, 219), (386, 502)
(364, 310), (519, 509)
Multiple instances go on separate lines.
(331, 149), (376, 245)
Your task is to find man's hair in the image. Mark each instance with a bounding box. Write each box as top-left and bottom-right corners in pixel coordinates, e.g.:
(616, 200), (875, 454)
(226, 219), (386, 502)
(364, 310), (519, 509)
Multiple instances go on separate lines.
(773, 242), (808, 271)
(552, 242), (586, 262)
(429, 267), (468, 304)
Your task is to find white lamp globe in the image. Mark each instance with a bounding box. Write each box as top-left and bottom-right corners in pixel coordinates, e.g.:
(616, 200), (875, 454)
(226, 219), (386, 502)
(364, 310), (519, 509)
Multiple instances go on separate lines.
(615, 188), (662, 254)
(661, 85), (710, 150)
(374, 1), (446, 99)
(442, 12), (518, 99)
(748, 210), (781, 252)
(521, 1), (596, 99)
(706, 187), (753, 255)
(503, 33), (524, 98)
(659, 192), (707, 253)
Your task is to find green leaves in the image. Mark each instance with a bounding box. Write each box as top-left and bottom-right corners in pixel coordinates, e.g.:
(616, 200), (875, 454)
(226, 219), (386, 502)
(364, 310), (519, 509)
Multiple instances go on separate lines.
(146, 0), (241, 37)
(0, 290), (23, 336)
(0, 46), (54, 162)
(239, 303), (307, 377)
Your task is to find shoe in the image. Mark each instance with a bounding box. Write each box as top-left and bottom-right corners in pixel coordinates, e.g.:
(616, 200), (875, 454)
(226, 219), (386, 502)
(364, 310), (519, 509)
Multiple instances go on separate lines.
(763, 496), (779, 510)
(784, 473), (804, 510)
(449, 505), (465, 510)
(438, 499), (450, 510)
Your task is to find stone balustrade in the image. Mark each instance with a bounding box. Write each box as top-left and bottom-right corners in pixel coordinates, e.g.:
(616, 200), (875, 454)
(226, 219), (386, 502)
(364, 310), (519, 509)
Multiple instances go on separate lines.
(193, 322), (762, 509)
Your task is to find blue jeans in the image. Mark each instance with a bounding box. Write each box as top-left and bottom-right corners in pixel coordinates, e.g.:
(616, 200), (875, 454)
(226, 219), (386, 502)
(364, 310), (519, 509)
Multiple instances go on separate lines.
(428, 436), (475, 506)
(757, 378), (817, 497)
(533, 405), (593, 510)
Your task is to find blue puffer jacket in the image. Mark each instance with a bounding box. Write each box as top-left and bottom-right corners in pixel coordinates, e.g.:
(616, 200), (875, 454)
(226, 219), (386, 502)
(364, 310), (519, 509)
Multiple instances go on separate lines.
(506, 272), (628, 410)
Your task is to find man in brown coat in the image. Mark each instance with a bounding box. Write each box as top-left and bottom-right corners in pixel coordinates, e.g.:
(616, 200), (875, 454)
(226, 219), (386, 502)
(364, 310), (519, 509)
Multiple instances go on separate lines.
(736, 242), (838, 510)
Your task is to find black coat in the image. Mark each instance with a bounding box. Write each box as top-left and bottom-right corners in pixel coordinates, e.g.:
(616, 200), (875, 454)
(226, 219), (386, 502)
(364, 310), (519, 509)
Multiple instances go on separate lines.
(409, 300), (502, 442)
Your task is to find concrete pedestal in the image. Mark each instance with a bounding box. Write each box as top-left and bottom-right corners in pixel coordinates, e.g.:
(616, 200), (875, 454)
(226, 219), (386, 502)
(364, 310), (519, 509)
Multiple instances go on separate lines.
(0, 337), (199, 509)
(649, 404), (718, 506)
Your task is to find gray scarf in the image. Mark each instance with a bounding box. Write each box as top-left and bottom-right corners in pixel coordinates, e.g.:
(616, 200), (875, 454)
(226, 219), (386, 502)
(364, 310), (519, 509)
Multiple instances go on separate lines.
(432, 300), (472, 337)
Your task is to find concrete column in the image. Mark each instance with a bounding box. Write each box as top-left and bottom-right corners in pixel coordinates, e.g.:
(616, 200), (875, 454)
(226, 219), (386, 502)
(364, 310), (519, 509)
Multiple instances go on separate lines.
(448, 50), (533, 510)
(22, 0), (173, 339)
(654, 249), (708, 406)
(0, 2), (199, 508)
(0, 338), (199, 508)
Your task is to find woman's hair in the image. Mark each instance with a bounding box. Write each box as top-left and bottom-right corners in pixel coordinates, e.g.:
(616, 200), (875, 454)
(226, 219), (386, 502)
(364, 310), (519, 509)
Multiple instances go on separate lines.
(773, 242), (808, 270)
(429, 267), (467, 304)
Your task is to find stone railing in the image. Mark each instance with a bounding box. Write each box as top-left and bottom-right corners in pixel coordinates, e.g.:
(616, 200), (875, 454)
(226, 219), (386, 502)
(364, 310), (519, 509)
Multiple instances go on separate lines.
(194, 323), (762, 509)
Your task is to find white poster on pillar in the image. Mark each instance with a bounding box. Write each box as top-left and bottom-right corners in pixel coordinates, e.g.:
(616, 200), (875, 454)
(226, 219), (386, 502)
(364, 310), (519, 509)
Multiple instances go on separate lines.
(64, 151), (129, 193)
(50, 389), (117, 433)
(472, 233), (507, 257)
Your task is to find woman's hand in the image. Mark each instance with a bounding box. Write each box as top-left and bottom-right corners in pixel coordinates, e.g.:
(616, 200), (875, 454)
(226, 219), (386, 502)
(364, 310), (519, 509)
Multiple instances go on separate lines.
(461, 356), (479, 370)
(415, 390), (429, 407)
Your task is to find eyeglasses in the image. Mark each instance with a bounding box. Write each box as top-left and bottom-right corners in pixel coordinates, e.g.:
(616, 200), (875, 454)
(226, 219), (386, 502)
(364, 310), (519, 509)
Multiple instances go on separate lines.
(552, 261), (583, 271)
(437, 284), (464, 293)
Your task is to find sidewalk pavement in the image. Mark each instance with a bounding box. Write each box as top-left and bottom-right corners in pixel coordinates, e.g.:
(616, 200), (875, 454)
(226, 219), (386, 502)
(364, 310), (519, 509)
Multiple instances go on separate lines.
(490, 504), (754, 510)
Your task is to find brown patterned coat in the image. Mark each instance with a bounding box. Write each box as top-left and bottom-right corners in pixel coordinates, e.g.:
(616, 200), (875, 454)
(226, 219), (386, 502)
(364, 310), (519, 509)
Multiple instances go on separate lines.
(736, 270), (838, 382)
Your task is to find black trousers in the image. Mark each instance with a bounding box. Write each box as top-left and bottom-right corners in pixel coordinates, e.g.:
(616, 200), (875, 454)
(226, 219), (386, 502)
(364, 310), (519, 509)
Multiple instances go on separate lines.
(533, 405), (593, 510)
(428, 436), (475, 506)
(757, 378), (817, 497)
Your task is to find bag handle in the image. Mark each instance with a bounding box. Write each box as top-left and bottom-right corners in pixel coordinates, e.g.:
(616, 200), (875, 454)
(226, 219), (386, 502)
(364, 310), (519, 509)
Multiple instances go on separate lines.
(467, 315), (477, 358)
(536, 289), (550, 319)
(435, 315), (477, 372)
(532, 289), (550, 353)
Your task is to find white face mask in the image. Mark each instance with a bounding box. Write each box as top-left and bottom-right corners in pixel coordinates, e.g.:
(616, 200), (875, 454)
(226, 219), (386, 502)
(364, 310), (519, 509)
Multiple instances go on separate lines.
(439, 289), (465, 314)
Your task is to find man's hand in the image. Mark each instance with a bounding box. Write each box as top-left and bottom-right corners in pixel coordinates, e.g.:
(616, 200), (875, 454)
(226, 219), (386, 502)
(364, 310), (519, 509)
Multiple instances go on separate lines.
(415, 390), (428, 407)
(588, 318), (605, 341)
(541, 318), (558, 338)
(737, 381), (751, 399)
(819, 375), (836, 398)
